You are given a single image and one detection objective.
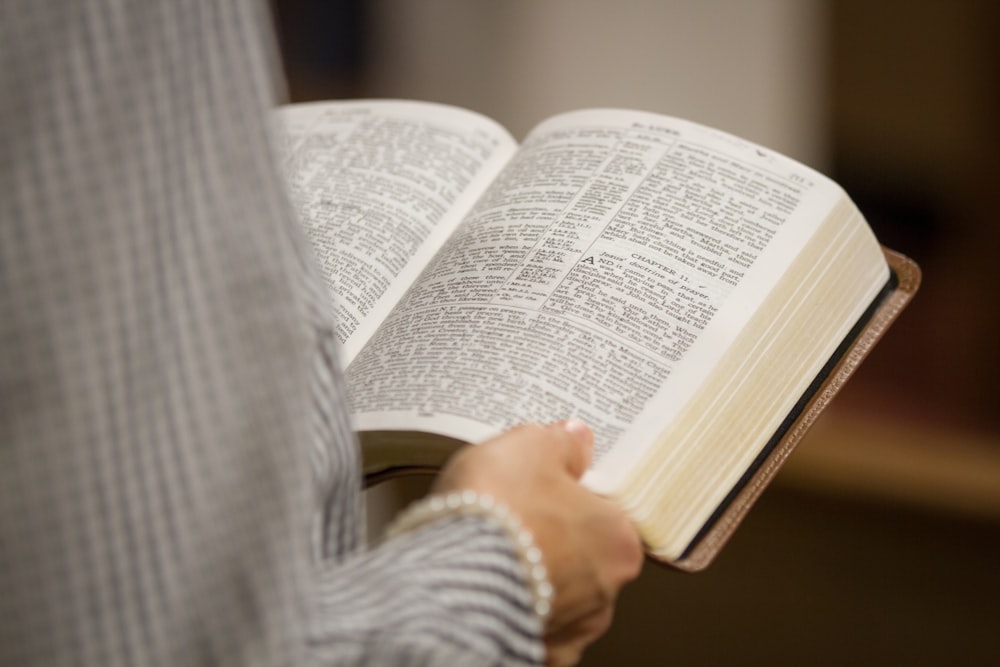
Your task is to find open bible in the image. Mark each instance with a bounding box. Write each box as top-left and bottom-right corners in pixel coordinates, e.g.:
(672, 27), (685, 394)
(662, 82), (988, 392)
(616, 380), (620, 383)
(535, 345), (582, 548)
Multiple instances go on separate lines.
(277, 100), (919, 570)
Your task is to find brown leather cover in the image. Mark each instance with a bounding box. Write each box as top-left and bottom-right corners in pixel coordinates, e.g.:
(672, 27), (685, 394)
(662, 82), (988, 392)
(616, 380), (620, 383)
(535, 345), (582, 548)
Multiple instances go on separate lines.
(669, 247), (921, 571)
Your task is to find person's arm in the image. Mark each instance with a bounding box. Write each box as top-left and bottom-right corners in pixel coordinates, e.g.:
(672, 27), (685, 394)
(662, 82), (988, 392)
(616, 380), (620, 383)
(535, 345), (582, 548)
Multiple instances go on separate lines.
(308, 511), (544, 664)
(303, 422), (642, 667)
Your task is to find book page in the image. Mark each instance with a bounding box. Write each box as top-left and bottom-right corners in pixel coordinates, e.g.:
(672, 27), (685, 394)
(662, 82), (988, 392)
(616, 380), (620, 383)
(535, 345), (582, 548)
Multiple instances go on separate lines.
(347, 109), (843, 467)
(276, 100), (517, 363)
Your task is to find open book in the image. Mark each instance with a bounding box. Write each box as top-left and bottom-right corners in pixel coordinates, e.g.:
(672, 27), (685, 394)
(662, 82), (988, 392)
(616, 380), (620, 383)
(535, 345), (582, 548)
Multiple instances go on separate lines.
(277, 100), (919, 570)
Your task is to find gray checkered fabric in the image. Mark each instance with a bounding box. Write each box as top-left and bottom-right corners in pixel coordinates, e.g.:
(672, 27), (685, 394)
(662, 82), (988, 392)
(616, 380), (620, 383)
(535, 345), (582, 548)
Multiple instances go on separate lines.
(0, 2), (542, 665)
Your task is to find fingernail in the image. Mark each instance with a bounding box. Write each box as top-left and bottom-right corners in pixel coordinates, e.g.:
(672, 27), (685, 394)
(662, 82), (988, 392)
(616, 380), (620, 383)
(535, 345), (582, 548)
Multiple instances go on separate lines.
(562, 418), (591, 441)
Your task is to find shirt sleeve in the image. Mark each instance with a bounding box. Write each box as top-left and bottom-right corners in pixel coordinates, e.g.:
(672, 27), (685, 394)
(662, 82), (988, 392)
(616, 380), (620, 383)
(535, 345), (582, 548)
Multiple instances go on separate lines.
(307, 515), (544, 665)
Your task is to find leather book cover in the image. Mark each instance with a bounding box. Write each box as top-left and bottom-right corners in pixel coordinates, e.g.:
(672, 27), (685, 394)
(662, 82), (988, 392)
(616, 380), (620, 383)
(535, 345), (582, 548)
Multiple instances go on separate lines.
(670, 247), (921, 571)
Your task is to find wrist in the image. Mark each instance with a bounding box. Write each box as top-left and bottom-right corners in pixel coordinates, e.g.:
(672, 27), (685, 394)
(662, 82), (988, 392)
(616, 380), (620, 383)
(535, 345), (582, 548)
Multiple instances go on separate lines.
(385, 490), (554, 621)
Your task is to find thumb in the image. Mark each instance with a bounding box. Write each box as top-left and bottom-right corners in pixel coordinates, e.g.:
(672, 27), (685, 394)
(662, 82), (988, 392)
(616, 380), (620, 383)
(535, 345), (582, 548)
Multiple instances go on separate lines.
(552, 419), (594, 479)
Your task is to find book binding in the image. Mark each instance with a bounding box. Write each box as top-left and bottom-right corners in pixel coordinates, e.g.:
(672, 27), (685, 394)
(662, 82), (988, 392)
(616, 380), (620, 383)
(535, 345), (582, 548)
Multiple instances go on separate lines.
(671, 247), (920, 571)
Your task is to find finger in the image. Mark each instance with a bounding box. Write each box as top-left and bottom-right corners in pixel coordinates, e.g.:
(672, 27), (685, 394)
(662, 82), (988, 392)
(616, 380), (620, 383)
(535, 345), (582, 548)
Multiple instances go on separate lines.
(545, 605), (615, 667)
(552, 419), (593, 479)
(545, 639), (584, 667)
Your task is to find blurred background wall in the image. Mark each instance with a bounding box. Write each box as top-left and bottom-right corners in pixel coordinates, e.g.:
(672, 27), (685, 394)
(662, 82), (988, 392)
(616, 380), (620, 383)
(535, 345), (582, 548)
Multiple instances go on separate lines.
(273, 1), (1000, 664)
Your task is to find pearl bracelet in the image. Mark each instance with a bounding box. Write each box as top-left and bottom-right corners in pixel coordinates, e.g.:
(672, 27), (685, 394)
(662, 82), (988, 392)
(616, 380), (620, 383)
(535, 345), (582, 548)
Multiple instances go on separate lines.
(384, 490), (554, 621)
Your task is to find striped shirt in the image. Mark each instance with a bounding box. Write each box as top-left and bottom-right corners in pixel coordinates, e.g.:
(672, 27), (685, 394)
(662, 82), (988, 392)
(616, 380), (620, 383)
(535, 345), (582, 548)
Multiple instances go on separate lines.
(0, 1), (542, 664)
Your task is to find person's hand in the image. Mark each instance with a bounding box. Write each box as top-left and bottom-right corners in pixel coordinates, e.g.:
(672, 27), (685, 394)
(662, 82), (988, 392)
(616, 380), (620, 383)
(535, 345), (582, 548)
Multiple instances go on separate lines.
(434, 421), (644, 666)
